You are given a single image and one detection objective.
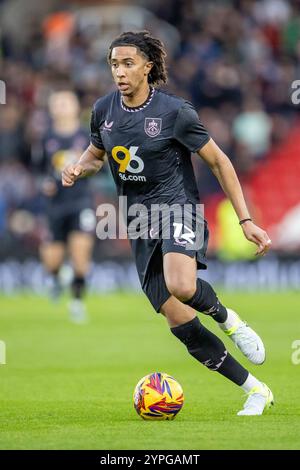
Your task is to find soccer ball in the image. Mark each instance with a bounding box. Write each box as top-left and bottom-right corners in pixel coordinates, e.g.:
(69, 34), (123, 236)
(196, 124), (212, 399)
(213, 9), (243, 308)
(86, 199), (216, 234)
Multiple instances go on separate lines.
(133, 372), (184, 420)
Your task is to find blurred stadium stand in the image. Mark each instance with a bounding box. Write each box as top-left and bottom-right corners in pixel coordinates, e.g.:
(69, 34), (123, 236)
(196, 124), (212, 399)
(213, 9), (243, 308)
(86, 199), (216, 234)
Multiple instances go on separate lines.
(0, 0), (299, 292)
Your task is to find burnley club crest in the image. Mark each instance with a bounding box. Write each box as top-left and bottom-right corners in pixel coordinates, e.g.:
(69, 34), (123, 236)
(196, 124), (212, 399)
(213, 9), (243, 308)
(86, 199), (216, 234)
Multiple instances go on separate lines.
(144, 118), (162, 137)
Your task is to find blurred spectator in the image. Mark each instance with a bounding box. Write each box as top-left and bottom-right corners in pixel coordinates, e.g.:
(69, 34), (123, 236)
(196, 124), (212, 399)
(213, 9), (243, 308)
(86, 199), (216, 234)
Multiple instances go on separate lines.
(0, 104), (27, 164)
(43, 11), (75, 71)
(233, 97), (272, 157)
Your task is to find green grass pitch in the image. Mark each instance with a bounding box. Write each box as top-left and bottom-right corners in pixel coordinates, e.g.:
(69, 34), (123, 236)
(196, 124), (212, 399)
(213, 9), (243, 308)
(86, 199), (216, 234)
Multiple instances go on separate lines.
(0, 290), (299, 449)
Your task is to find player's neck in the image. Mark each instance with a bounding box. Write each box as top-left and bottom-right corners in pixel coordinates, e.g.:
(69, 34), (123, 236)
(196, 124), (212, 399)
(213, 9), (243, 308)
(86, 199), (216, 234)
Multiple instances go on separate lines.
(122, 84), (151, 108)
(53, 119), (80, 136)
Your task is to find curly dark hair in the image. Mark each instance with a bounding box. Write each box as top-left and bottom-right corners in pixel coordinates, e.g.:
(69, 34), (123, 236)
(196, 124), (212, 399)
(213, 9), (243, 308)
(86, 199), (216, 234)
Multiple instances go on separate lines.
(107, 31), (168, 86)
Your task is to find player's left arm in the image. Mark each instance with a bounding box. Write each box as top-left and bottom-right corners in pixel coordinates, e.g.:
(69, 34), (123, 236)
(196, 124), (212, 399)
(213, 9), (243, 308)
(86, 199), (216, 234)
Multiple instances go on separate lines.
(197, 138), (272, 256)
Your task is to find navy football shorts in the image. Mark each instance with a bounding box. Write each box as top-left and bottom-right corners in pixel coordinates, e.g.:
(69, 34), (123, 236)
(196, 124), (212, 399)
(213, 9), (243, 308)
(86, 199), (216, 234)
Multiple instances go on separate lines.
(47, 208), (96, 242)
(129, 206), (209, 312)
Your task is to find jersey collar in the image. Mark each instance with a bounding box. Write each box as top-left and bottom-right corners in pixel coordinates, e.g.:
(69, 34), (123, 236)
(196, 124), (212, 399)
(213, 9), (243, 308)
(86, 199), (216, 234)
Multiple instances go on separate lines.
(120, 86), (155, 113)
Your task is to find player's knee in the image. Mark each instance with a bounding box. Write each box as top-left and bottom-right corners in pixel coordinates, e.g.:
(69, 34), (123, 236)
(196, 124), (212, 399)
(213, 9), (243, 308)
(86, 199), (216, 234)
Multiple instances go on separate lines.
(166, 279), (196, 302)
(159, 297), (196, 328)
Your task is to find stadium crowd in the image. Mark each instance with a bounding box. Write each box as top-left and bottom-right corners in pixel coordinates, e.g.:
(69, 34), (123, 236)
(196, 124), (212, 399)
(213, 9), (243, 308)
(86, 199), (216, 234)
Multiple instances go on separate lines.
(0, 0), (299, 259)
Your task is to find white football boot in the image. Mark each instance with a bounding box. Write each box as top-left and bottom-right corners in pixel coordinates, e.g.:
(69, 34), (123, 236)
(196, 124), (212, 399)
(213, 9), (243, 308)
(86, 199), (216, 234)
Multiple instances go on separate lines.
(69, 299), (88, 324)
(237, 382), (274, 416)
(220, 309), (265, 365)
(48, 280), (62, 303)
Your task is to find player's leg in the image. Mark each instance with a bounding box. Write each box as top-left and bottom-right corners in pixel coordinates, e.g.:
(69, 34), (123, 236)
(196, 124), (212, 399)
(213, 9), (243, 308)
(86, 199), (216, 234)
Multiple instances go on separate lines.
(160, 294), (248, 386)
(41, 211), (68, 300)
(160, 295), (274, 416)
(40, 241), (65, 300)
(139, 243), (273, 415)
(163, 252), (265, 365)
(68, 230), (94, 323)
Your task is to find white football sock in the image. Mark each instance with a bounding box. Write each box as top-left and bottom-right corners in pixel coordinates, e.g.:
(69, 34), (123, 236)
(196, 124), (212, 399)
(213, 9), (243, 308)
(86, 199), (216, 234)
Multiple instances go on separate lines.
(218, 308), (240, 330)
(241, 373), (262, 393)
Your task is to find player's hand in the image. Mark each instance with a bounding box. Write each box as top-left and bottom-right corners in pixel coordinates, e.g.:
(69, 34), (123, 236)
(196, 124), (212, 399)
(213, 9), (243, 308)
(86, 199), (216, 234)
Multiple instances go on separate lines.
(241, 221), (272, 256)
(62, 164), (84, 187)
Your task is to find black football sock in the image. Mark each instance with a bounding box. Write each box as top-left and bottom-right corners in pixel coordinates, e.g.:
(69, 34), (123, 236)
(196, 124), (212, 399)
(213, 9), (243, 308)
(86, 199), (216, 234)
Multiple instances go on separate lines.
(71, 275), (85, 300)
(171, 317), (248, 386)
(184, 279), (228, 323)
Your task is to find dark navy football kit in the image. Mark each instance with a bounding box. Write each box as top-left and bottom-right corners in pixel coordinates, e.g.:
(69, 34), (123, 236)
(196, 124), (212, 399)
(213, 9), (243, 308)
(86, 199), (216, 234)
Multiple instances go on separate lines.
(90, 87), (210, 311)
(42, 128), (95, 241)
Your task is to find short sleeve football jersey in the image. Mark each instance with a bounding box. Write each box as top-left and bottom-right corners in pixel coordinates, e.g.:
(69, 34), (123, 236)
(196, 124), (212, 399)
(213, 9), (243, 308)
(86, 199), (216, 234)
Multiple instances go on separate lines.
(90, 88), (210, 209)
(42, 127), (91, 209)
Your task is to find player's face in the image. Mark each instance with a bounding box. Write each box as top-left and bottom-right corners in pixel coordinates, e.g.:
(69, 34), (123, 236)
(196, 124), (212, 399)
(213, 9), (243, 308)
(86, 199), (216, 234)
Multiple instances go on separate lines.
(110, 46), (153, 96)
(48, 91), (80, 120)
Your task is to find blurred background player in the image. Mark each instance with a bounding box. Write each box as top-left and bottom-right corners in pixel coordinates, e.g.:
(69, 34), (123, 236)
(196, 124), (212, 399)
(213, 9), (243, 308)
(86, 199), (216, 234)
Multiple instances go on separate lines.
(40, 90), (96, 323)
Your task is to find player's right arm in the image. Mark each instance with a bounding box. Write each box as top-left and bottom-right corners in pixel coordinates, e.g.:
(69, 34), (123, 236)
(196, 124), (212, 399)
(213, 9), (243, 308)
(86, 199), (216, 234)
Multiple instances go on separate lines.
(62, 143), (106, 187)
